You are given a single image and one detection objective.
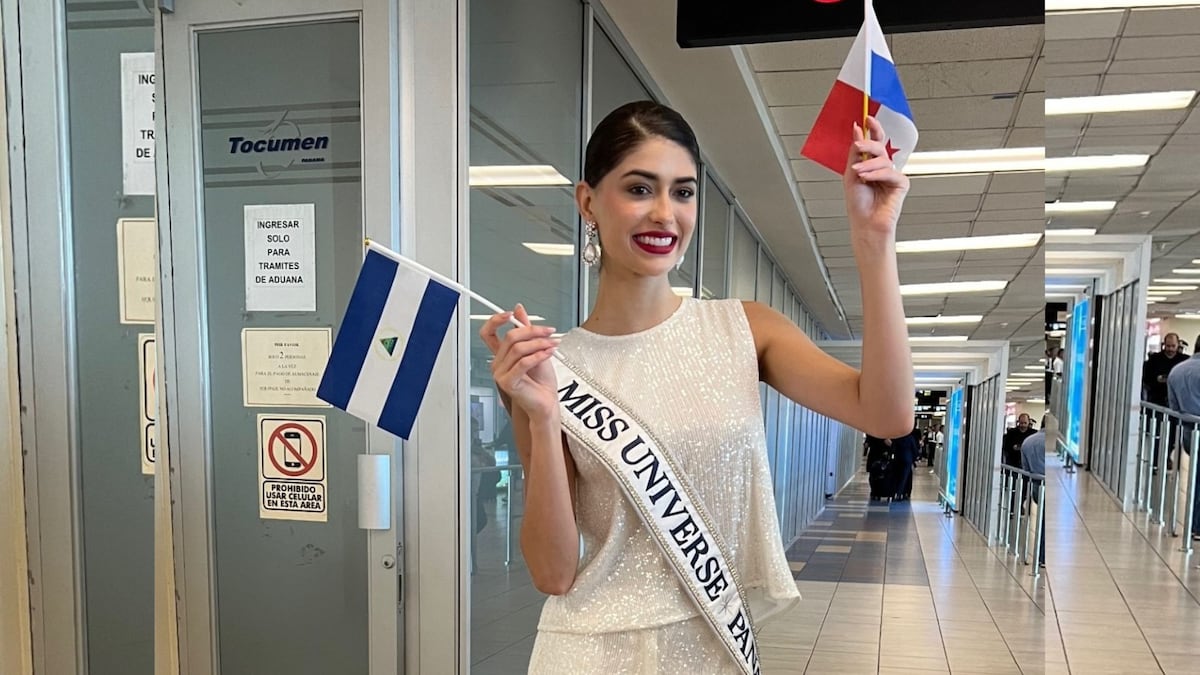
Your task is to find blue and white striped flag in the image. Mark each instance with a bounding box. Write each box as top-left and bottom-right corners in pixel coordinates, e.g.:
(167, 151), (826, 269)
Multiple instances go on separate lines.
(317, 242), (460, 439)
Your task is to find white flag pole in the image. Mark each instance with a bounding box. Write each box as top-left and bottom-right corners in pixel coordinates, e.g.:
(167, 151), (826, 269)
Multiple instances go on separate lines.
(365, 238), (527, 330)
(863, 0), (871, 130)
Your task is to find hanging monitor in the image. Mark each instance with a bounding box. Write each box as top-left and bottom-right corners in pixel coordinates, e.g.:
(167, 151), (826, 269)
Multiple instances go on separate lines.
(676, 0), (1045, 48)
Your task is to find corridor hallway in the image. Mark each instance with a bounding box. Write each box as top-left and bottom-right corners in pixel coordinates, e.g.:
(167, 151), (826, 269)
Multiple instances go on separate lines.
(1053, 460), (1200, 674)
(759, 469), (1046, 674)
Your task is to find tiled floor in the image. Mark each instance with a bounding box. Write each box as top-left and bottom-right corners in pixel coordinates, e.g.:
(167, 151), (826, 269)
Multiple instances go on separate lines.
(469, 467), (1047, 673)
(759, 469), (1046, 675)
(1053, 454), (1200, 675)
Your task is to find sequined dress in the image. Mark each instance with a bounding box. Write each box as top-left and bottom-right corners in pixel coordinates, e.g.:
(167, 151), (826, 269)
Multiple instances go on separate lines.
(527, 297), (801, 674)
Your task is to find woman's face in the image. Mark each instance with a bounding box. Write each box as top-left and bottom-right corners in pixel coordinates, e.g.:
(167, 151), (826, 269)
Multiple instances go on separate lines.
(581, 136), (698, 280)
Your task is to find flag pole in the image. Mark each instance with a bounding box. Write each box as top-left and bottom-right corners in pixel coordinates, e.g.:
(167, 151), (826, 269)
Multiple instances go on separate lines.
(863, 0), (869, 131)
(364, 238), (528, 330)
(861, 0), (871, 161)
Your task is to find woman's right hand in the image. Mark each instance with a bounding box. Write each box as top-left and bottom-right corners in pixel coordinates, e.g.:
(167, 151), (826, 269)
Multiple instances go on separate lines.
(480, 303), (561, 422)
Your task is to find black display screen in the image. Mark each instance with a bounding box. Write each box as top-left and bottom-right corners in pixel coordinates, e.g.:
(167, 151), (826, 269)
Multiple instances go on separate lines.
(677, 1), (1045, 48)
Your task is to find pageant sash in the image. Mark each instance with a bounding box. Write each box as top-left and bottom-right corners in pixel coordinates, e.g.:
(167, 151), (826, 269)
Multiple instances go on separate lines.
(549, 354), (761, 675)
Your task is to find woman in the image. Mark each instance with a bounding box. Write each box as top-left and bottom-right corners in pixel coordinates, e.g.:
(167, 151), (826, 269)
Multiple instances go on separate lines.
(480, 101), (913, 673)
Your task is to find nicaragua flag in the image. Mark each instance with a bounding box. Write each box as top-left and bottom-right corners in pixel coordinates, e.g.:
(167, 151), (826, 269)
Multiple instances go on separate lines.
(800, 4), (918, 174)
(317, 244), (459, 440)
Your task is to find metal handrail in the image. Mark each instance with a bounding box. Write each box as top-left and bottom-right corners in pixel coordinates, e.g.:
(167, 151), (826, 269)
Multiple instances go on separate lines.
(1134, 402), (1200, 553)
(996, 463), (1045, 578)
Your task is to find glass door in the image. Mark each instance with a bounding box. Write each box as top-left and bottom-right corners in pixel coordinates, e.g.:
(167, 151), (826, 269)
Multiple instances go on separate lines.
(157, 2), (402, 673)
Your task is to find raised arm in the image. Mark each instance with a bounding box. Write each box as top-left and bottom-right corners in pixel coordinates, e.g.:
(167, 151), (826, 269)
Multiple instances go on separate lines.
(747, 116), (913, 437)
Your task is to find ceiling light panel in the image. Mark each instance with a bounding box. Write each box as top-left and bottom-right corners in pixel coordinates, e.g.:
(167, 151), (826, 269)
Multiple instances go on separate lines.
(1045, 154), (1149, 172)
(896, 234), (1042, 253)
(904, 147), (1044, 175)
(900, 280), (1009, 296)
(1046, 91), (1196, 115)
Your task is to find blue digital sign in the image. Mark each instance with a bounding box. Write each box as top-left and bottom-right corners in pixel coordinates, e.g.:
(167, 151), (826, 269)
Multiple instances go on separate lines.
(1064, 298), (1089, 461)
(944, 387), (964, 508)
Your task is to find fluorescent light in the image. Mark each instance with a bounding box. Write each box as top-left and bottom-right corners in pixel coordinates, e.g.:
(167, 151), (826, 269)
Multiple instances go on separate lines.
(1027, 398), (1046, 404)
(468, 314), (545, 321)
(895, 233), (1042, 253)
(1048, 267), (1108, 276)
(1046, 91), (1196, 115)
(1147, 297), (1167, 302)
(900, 280), (1008, 296)
(1155, 278), (1200, 284)
(1150, 285), (1198, 291)
(1148, 290), (1182, 296)
(1175, 314), (1200, 320)
(1046, 293), (1079, 299)
(1045, 228), (1099, 237)
(904, 147), (1043, 175)
(1044, 201), (1114, 214)
(911, 352), (991, 360)
(905, 315), (983, 325)
(1173, 269), (1200, 275)
(1048, 0), (1200, 9)
(1045, 154), (1149, 172)
(671, 286), (694, 297)
(1191, 260), (1200, 265)
(469, 165), (572, 187)
(522, 242), (575, 256)
(1024, 365), (1045, 370)
(914, 365), (976, 372)
(1045, 284), (1087, 292)
(908, 336), (970, 343)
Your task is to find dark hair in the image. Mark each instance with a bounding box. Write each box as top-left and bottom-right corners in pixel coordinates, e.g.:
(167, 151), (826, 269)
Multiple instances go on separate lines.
(583, 101), (701, 187)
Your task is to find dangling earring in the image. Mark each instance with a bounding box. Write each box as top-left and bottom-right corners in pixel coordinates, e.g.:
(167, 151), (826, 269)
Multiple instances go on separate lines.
(582, 220), (601, 267)
(675, 255), (685, 271)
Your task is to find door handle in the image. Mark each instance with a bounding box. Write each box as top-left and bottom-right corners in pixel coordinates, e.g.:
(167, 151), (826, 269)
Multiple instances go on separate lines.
(358, 454), (390, 530)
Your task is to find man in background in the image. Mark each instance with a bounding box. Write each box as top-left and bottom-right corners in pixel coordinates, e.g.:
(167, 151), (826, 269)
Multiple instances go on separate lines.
(1003, 414), (1037, 469)
(1145, 333), (1189, 471)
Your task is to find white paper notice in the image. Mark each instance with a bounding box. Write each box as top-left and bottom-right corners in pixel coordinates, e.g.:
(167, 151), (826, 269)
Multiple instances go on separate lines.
(241, 328), (331, 408)
(244, 204), (316, 312)
(117, 218), (157, 324)
(120, 53), (156, 196)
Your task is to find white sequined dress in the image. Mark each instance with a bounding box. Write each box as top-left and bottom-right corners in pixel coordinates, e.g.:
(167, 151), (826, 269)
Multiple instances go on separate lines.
(527, 297), (801, 674)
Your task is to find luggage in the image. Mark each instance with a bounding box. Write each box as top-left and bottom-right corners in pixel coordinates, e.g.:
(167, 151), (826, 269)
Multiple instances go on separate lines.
(869, 452), (894, 501)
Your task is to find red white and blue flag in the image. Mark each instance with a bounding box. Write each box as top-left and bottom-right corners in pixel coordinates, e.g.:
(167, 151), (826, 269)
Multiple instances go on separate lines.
(800, 3), (918, 174)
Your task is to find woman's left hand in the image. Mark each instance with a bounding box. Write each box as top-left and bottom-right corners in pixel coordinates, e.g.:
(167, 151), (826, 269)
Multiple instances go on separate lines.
(843, 115), (910, 239)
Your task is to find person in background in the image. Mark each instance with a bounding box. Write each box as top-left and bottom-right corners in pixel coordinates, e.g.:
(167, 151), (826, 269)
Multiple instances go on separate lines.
(1002, 414), (1037, 469)
(1145, 333), (1189, 471)
(1167, 337), (1200, 542)
(1020, 417), (1047, 568)
(890, 431), (917, 501)
(928, 423), (944, 473)
(1044, 346), (1056, 400)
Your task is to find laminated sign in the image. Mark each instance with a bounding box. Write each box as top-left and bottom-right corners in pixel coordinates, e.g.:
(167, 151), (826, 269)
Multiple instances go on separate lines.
(258, 415), (328, 522)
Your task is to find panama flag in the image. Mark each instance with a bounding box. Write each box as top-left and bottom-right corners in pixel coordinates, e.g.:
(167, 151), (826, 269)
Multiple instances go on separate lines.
(317, 241), (460, 440)
(800, 2), (918, 174)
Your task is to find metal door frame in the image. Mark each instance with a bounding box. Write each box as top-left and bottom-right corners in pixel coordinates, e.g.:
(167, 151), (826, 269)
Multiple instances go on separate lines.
(2, 1), (87, 673)
(156, 2), (410, 673)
